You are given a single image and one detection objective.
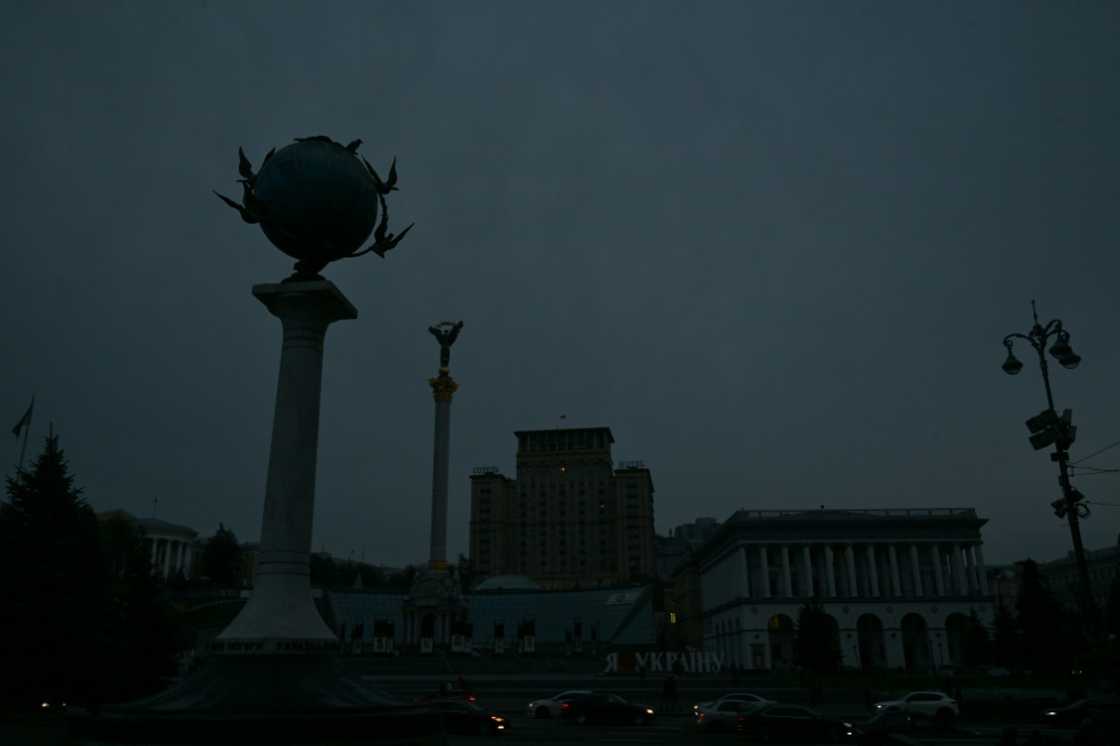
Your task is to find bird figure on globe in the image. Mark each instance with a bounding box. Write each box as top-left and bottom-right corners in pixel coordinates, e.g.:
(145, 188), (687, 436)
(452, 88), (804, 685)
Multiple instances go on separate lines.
(214, 135), (414, 280)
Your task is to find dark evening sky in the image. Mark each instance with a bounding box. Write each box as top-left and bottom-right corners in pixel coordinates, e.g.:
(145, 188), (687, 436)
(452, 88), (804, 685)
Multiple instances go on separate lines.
(2, 1), (1117, 568)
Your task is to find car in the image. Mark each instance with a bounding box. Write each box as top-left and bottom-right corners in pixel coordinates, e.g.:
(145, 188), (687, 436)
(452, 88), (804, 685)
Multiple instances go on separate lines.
(1041, 699), (1087, 728)
(429, 701), (510, 736)
(1074, 696), (1120, 746)
(526, 689), (592, 719)
(695, 699), (766, 731)
(561, 693), (655, 726)
(416, 682), (478, 705)
(872, 691), (958, 728)
(736, 703), (861, 743)
(857, 705), (913, 745)
(692, 691), (773, 717)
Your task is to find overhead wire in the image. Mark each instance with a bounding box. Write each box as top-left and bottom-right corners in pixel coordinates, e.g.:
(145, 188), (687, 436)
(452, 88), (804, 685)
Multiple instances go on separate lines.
(1072, 438), (1120, 465)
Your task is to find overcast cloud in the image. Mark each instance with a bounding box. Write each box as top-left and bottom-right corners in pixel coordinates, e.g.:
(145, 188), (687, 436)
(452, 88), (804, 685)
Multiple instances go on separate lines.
(2, 1), (1118, 568)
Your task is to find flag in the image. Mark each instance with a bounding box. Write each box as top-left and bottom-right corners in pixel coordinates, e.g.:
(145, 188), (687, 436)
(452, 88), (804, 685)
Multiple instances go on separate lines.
(11, 397), (33, 438)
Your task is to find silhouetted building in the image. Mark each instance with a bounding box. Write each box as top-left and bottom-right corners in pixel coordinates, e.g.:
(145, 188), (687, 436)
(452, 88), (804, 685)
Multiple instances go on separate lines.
(695, 507), (994, 671)
(469, 427), (655, 588)
(98, 510), (198, 580)
(1039, 538), (1120, 613)
(655, 518), (723, 581)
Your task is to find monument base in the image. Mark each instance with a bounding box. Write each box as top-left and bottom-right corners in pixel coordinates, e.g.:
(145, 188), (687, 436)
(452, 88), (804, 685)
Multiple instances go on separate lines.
(66, 653), (441, 744)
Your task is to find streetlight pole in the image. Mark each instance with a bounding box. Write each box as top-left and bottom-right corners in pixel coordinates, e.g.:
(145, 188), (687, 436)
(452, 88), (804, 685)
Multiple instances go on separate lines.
(1001, 300), (1098, 638)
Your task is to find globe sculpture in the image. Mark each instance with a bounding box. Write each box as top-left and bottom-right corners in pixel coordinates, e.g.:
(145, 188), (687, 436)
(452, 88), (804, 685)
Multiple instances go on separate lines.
(214, 135), (413, 278)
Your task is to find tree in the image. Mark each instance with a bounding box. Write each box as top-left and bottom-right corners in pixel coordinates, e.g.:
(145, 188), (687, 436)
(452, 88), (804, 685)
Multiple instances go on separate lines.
(795, 598), (841, 674)
(0, 435), (103, 708)
(1016, 559), (1068, 673)
(963, 609), (993, 666)
(1105, 569), (1120, 640)
(96, 513), (188, 702)
(992, 603), (1020, 667)
(200, 523), (241, 588)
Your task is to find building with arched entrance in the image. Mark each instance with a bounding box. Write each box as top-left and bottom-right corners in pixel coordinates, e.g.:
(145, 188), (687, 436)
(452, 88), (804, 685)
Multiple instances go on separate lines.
(694, 508), (994, 671)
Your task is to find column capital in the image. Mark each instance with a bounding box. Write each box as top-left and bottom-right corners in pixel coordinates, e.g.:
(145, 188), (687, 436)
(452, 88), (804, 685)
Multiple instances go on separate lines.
(429, 371), (459, 402)
(252, 279), (359, 324)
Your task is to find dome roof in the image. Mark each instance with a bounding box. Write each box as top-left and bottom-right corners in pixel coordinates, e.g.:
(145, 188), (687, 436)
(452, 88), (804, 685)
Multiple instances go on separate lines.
(473, 575), (542, 592)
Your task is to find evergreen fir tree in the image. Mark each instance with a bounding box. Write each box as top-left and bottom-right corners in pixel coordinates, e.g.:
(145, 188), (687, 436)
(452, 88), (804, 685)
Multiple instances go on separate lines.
(0, 435), (104, 708)
(200, 523), (241, 588)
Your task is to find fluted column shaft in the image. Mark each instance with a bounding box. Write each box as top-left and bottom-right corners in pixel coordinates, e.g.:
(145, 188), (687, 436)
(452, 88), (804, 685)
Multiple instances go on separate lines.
(888, 544), (902, 597)
(930, 544), (945, 596)
(845, 544), (859, 597)
(951, 544), (967, 595)
(866, 545), (880, 597)
(909, 544), (923, 597)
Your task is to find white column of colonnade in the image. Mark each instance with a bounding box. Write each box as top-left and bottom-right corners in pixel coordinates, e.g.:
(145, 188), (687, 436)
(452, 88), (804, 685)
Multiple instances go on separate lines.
(950, 544), (966, 594)
(802, 545), (814, 598)
(975, 543), (990, 595)
(964, 543), (977, 595)
(845, 544), (858, 597)
(824, 546), (836, 597)
(781, 545), (793, 596)
(888, 544), (902, 597)
(866, 545), (880, 597)
(909, 544), (923, 597)
(758, 545), (770, 598)
(930, 544), (945, 596)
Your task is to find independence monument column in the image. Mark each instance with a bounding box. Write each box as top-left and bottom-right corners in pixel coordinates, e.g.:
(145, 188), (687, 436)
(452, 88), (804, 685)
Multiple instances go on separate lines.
(426, 321), (463, 571)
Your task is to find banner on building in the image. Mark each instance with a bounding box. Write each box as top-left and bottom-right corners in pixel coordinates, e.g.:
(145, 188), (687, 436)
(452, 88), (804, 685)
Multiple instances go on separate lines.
(602, 650), (724, 674)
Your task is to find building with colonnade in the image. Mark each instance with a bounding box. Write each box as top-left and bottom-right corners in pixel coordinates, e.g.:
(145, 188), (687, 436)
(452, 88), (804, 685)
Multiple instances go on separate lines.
(694, 507), (993, 672)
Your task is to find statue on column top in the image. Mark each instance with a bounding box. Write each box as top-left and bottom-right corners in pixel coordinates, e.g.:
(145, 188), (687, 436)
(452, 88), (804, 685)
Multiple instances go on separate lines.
(428, 321), (464, 369)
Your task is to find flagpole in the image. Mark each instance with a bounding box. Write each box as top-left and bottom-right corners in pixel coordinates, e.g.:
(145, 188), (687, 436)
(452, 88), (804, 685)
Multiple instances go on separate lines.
(16, 396), (34, 473)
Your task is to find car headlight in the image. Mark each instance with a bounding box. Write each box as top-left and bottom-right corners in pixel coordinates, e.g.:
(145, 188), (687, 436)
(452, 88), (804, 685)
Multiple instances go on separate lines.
(842, 722), (853, 728)
(1044, 711), (1057, 717)
(645, 708), (654, 715)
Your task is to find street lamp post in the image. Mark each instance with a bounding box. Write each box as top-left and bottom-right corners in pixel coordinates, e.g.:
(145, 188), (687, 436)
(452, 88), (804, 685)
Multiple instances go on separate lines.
(1001, 300), (1097, 636)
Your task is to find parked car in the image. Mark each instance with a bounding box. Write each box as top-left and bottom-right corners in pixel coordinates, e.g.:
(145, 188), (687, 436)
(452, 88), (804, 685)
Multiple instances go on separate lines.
(526, 689), (592, 719)
(872, 691), (958, 728)
(692, 691), (773, 716)
(561, 693), (655, 726)
(1041, 699), (1087, 728)
(1074, 696), (1120, 746)
(736, 703), (861, 743)
(857, 705), (912, 745)
(429, 701), (510, 736)
(695, 700), (765, 731)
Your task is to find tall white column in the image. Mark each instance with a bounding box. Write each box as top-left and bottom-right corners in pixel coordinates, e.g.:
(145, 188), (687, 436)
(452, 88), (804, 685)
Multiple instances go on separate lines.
(930, 544), (945, 596)
(781, 545), (793, 596)
(975, 543), (990, 595)
(866, 545), (880, 597)
(825, 546), (837, 597)
(737, 545), (750, 598)
(909, 544), (923, 597)
(888, 544), (902, 597)
(802, 545), (814, 598)
(963, 544), (977, 595)
(162, 538), (172, 579)
(218, 280), (357, 647)
(758, 545), (771, 598)
(951, 544), (967, 595)
(845, 544), (859, 597)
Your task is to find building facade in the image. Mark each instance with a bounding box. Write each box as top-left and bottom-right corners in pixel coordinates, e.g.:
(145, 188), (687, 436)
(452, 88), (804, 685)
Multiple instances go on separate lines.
(695, 508), (994, 672)
(468, 427), (656, 587)
(1040, 540), (1120, 613)
(98, 510), (198, 580)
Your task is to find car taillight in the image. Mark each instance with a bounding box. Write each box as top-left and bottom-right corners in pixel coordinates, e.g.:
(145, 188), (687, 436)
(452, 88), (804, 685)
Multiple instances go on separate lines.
(561, 703), (571, 711)
(468, 695), (477, 703)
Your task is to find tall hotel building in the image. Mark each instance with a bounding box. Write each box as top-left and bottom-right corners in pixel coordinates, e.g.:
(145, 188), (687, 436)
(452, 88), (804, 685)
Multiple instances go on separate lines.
(469, 427), (655, 588)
